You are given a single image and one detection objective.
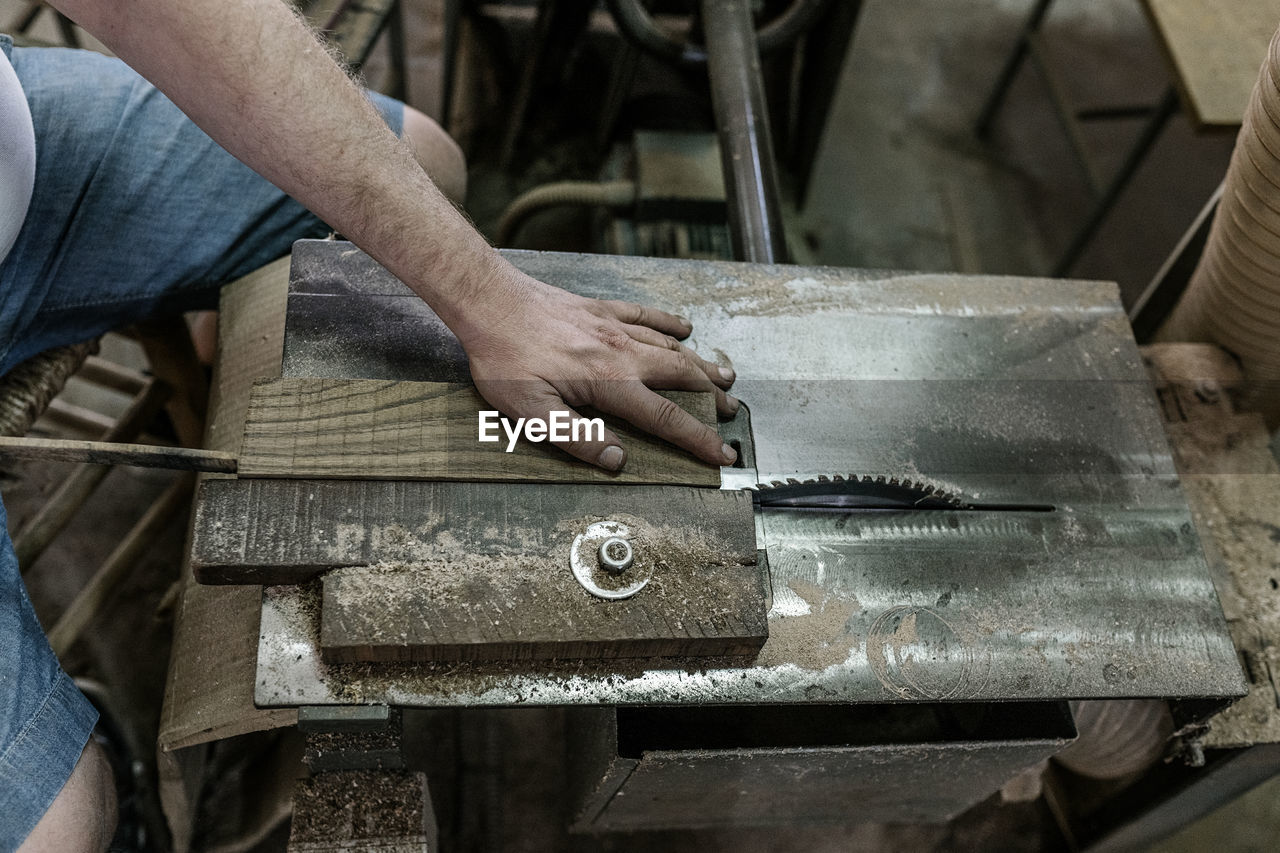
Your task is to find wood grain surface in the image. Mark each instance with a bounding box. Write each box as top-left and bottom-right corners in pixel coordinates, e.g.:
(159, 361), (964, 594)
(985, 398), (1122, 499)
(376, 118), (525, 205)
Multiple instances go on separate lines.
(159, 257), (299, 753)
(1143, 0), (1280, 128)
(0, 436), (238, 473)
(191, 479), (757, 585)
(310, 485), (765, 663)
(238, 377), (721, 485)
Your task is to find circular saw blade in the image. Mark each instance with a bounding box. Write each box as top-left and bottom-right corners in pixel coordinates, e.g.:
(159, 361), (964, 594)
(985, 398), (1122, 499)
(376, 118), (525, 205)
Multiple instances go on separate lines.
(750, 474), (968, 510)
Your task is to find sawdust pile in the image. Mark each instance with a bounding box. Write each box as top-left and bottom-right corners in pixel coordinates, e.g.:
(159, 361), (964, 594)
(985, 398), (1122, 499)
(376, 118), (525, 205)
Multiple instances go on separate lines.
(289, 770), (428, 841)
(755, 579), (859, 670)
(319, 512), (764, 657)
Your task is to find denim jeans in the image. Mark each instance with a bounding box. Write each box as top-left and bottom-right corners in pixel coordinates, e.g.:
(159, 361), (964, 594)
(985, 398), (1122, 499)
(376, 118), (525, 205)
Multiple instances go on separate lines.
(0, 34), (402, 847)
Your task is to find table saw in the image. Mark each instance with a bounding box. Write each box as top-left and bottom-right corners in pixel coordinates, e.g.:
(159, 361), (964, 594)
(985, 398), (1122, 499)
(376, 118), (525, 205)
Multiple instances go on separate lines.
(171, 239), (1245, 839)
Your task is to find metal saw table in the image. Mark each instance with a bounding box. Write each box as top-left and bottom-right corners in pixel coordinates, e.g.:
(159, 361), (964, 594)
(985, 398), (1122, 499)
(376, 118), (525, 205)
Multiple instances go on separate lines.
(220, 239), (1245, 831)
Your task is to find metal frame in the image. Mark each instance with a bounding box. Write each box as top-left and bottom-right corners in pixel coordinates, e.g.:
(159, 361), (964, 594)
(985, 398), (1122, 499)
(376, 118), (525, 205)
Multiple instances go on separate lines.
(701, 0), (789, 263)
(1128, 182), (1223, 342)
(253, 241), (1245, 714)
(976, 0), (1181, 277)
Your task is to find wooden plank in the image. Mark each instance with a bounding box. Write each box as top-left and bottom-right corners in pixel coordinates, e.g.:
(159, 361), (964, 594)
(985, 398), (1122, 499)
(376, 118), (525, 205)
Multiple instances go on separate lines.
(0, 436), (237, 472)
(159, 257), (298, 755)
(312, 486), (764, 662)
(1142, 0), (1280, 128)
(191, 479), (757, 585)
(134, 315), (209, 448)
(238, 377), (721, 485)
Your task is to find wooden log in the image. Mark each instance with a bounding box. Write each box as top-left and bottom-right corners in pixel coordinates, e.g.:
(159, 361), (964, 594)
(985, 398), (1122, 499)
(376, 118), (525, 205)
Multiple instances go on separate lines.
(237, 377), (721, 486)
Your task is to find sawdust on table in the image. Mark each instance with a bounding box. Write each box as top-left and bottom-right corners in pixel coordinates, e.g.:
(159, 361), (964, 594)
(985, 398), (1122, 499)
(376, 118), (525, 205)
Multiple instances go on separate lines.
(315, 603), (756, 703)
(637, 265), (1068, 320)
(755, 579), (859, 670)
(320, 511), (764, 650)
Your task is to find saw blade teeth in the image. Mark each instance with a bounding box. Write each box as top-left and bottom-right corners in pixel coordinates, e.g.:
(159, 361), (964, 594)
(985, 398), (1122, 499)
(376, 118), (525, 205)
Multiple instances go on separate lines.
(750, 471), (974, 510)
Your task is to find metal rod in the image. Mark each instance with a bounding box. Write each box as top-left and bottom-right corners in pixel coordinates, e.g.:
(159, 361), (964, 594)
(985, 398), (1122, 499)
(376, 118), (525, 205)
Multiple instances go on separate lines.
(701, 0), (789, 264)
(386, 0), (408, 103)
(1077, 104), (1162, 122)
(1129, 183), (1223, 343)
(54, 10), (79, 48)
(1052, 86), (1179, 278)
(10, 1), (43, 34)
(975, 0), (1055, 139)
(440, 0), (461, 132)
(1026, 31), (1105, 196)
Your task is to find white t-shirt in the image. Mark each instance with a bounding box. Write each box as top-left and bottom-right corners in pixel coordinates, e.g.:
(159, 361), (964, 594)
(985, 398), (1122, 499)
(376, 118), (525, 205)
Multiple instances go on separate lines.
(1, 48), (35, 265)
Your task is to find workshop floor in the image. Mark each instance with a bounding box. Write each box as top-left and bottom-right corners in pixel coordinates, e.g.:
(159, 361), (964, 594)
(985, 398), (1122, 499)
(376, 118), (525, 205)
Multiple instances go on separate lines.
(2, 0), (1275, 850)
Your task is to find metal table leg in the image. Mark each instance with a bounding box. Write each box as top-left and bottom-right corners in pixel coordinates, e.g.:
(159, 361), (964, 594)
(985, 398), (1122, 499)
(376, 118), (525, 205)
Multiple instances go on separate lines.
(975, 0), (1056, 139)
(1052, 85), (1179, 277)
(702, 0), (790, 264)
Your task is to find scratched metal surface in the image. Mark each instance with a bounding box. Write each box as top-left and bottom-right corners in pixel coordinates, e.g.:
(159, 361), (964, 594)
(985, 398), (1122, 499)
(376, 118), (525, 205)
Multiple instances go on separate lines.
(253, 241), (1245, 707)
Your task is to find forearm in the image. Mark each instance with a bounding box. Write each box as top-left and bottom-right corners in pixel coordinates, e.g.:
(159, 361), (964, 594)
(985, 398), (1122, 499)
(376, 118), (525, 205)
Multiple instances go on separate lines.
(46, 0), (739, 469)
(50, 0), (511, 334)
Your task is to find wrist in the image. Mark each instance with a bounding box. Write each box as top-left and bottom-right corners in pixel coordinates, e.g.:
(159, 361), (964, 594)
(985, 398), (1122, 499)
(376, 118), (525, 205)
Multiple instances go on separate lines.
(421, 251), (534, 346)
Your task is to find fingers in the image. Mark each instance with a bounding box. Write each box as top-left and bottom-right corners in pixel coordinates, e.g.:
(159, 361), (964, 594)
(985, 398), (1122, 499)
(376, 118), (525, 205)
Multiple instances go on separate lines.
(596, 300), (738, 393)
(596, 382), (738, 467)
(603, 300), (692, 339)
(622, 323), (737, 391)
(477, 382), (628, 470)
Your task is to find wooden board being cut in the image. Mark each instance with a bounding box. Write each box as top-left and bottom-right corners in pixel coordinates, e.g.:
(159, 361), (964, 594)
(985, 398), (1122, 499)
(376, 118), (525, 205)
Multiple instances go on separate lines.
(291, 483), (762, 662)
(238, 377), (720, 486)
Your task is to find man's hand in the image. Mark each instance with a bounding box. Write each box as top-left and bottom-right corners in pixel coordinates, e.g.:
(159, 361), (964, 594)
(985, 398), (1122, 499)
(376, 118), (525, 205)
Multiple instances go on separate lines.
(458, 269), (739, 471)
(52, 0), (738, 471)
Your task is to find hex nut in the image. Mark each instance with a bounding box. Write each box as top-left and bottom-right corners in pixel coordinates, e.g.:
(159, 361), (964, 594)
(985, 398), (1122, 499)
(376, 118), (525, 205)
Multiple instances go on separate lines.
(598, 537), (634, 574)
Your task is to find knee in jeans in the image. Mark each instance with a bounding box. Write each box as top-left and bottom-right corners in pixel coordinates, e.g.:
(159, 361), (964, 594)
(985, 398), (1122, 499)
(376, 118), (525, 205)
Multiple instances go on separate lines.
(19, 738), (117, 853)
(402, 106), (467, 205)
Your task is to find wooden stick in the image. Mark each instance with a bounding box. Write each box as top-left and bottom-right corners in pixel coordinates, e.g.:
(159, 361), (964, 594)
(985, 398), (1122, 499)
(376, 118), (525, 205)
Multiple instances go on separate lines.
(14, 378), (171, 571)
(79, 355), (149, 395)
(0, 436), (237, 473)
